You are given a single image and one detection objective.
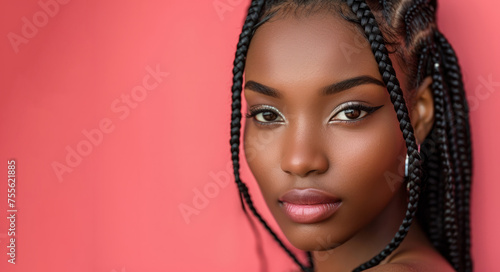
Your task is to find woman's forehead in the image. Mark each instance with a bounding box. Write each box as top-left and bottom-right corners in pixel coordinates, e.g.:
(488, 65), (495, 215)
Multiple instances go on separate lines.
(245, 12), (381, 87)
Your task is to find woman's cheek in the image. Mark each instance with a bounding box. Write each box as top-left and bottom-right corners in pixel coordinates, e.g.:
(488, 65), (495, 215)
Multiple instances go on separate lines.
(332, 112), (406, 220)
(243, 124), (284, 202)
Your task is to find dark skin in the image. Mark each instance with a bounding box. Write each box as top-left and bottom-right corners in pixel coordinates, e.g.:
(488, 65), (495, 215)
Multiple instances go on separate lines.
(242, 11), (454, 272)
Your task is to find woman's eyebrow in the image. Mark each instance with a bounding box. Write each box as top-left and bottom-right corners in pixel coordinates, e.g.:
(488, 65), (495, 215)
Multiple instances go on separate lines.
(323, 75), (385, 95)
(244, 75), (385, 98)
(244, 81), (282, 98)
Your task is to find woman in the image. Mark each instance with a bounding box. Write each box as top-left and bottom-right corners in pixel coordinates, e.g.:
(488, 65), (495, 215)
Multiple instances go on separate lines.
(229, 0), (472, 271)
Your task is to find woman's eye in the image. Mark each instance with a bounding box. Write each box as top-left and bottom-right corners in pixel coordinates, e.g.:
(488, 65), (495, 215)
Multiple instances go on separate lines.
(254, 111), (283, 122)
(334, 108), (367, 120)
(245, 106), (285, 125)
(330, 104), (383, 122)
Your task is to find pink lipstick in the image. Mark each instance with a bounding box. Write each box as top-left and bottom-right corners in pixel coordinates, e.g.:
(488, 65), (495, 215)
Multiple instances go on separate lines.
(278, 188), (341, 224)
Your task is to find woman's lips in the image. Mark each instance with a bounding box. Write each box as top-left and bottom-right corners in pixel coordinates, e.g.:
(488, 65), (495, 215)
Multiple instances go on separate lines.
(278, 188), (342, 224)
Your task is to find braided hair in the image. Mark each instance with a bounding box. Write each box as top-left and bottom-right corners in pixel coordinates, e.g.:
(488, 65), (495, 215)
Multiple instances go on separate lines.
(229, 0), (472, 271)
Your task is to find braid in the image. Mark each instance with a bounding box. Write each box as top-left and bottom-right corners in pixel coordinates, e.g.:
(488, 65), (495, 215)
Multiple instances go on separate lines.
(414, 31), (473, 272)
(403, 0), (433, 45)
(405, 8), (472, 271)
(434, 30), (473, 271)
(348, 1), (473, 269)
(230, 1), (313, 271)
(230, 0), (263, 214)
(429, 45), (461, 269)
(345, 1), (423, 270)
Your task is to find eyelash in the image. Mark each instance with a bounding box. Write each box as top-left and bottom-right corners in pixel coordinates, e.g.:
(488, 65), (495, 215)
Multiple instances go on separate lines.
(245, 105), (285, 127)
(330, 103), (383, 124)
(245, 103), (383, 126)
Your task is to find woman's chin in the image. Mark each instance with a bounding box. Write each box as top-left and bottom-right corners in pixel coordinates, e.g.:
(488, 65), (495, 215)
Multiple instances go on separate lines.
(290, 240), (343, 252)
(281, 229), (345, 252)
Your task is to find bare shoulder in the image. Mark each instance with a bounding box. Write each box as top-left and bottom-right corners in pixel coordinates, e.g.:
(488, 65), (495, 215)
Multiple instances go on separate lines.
(366, 250), (455, 272)
(367, 262), (454, 272)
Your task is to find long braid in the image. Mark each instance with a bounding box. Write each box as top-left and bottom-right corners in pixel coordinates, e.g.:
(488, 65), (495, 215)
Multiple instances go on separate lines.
(230, 1), (313, 271)
(352, 1), (473, 270)
(231, 0), (264, 214)
(429, 45), (461, 269)
(415, 44), (445, 250)
(427, 28), (462, 269)
(437, 32), (464, 269)
(434, 30), (473, 271)
(418, 122), (445, 250)
(345, 1), (423, 270)
(410, 22), (472, 272)
(397, 0), (473, 269)
(403, 7), (472, 271)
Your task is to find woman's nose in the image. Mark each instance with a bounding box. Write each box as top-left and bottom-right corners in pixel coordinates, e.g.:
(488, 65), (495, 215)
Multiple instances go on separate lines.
(280, 130), (329, 177)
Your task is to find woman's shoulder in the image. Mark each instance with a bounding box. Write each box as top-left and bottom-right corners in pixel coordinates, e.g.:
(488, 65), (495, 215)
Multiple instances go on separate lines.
(367, 249), (455, 272)
(368, 262), (454, 272)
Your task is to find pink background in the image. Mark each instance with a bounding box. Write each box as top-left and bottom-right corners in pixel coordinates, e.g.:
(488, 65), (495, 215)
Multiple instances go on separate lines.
(0, 0), (498, 271)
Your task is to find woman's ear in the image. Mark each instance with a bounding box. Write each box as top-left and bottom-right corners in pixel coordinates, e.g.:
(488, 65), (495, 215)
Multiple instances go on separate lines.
(410, 76), (435, 145)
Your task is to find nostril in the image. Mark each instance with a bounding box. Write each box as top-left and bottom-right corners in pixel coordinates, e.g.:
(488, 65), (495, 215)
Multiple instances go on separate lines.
(280, 153), (329, 177)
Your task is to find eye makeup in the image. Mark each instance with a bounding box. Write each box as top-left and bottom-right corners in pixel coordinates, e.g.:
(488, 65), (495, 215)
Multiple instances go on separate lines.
(328, 102), (384, 124)
(245, 102), (384, 127)
(245, 104), (286, 126)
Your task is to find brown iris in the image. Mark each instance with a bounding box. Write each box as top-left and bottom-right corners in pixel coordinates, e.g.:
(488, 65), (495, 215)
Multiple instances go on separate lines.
(262, 111), (278, 121)
(344, 109), (361, 119)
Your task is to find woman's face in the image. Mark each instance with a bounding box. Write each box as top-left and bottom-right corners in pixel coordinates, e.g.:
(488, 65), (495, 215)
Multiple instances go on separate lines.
(243, 11), (409, 251)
